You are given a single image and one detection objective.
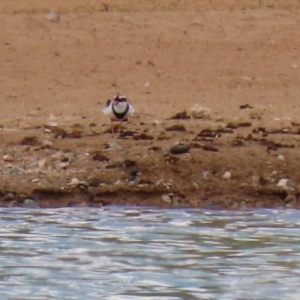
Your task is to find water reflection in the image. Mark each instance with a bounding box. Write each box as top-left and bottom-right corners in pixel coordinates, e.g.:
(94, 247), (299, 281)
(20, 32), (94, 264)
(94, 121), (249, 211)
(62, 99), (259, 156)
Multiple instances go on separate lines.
(0, 207), (299, 299)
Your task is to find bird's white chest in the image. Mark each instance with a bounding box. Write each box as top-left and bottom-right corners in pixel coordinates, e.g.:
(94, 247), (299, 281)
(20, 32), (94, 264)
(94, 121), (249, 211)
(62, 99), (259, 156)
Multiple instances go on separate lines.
(113, 102), (128, 114)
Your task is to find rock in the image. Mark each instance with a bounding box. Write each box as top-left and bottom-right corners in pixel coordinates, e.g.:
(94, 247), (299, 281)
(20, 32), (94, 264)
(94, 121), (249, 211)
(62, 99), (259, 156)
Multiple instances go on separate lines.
(23, 199), (39, 208)
(277, 155), (285, 161)
(222, 171), (232, 180)
(170, 144), (190, 155)
(231, 139), (244, 147)
(120, 130), (136, 138)
(202, 145), (219, 152)
(58, 162), (69, 169)
(284, 194), (297, 204)
(168, 111), (190, 120)
(105, 162), (123, 169)
(47, 12), (60, 22)
(239, 104), (253, 109)
(19, 121), (34, 129)
(38, 158), (47, 168)
(190, 104), (211, 119)
(67, 130), (82, 138)
(239, 121), (252, 127)
(148, 146), (161, 151)
(91, 151), (110, 162)
(41, 140), (53, 149)
(109, 142), (121, 150)
(87, 176), (102, 187)
(134, 133), (154, 140)
(51, 127), (68, 139)
(124, 159), (137, 168)
(21, 136), (40, 146)
(286, 203), (294, 208)
(161, 194), (172, 204)
(70, 178), (79, 187)
(152, 120), (161, 126)
(277, 179), (290, 189)
(226, 120), (240, 129)
(3, 154), (14, 162)
(165, 124), (186, 132)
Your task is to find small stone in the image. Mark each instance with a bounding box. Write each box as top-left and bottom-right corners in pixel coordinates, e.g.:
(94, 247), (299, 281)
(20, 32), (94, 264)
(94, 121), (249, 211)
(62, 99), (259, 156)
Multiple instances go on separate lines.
(222, 171), (232, 180)
(47, 12), (60, 22)
(109, 142), (121, 150)
(226, 120), (240, 129)
(239, 104), (253, 109)
(161, 194), (172, 204)
(4, 192), (15, 201)
(21, 136), (40, 146)
(38, 158), (47, 168)
(277, 155), (285, 160)
(190, 104), (210, 119)
(41, 140), (53, 149)
(202, 145), (219, 152)
(91, 151), (110, 162)
(19, 121), (34, 129)
(152, 120), (161, 126)
(231, 139), (244, 147)
(277, 179), (290, 189)
(165, 124), (186, 132)
(58, 162), (69, 169)
(134, 133), (154, 140)
(239, 121), (252, 127)
(170, 144), (190, 155)
(284, 194), (297, 204)
(70, 178), (79, 186)
(168, 111), (190, 120)
(23, 199), (39, 208)
(32, 179), (39, 183)
(124, 159), (137, 168)
(3, 154), (14, 162)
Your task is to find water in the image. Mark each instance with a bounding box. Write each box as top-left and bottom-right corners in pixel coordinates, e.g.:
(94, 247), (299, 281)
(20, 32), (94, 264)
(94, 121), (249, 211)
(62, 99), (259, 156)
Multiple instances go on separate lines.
(0, 207), (300, 300)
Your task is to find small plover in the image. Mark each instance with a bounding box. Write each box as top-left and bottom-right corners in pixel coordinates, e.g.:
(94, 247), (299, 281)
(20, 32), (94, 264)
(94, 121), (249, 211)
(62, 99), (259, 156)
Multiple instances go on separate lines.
(103, 94), (134, 134)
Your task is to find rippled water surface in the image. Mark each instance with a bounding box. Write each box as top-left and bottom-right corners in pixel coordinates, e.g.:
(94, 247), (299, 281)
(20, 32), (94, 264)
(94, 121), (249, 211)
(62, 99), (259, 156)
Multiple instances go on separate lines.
(0, 207), (300, 299)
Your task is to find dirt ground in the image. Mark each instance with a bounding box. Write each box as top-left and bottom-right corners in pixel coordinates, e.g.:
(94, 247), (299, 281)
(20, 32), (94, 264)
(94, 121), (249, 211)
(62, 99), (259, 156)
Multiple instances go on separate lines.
(1, 1), (300, 208)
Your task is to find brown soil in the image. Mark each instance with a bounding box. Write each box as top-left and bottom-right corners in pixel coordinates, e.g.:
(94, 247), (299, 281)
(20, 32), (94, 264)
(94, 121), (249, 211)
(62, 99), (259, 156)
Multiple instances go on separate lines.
(1, 1), (300, 209)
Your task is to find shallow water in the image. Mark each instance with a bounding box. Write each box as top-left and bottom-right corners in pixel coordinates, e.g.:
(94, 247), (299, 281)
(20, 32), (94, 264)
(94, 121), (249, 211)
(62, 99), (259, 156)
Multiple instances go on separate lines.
(0, 207), (300, 299)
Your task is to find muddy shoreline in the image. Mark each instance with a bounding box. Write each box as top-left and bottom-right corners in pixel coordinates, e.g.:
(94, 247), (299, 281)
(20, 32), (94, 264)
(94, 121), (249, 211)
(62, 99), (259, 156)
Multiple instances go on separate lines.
(1, 113), (300, 209)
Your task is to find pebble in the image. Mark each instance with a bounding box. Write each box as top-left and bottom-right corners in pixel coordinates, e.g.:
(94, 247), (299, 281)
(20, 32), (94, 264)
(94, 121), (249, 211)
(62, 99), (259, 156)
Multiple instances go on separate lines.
(190, 104), (211, 119)
(277, 155), (285, 160)
(161, 194), (172, 204)
(277, 178), (290, 189)
(226, 120), (240, 129)
(70, 178), (79, 186)
(109, 142), (121, 150)
(58, 162), (69, 169)
(3, 154), (14, 162)
(47, 12), (60, 22)
(165, 124), (186, 132)
(284, 194), (297, 204)
(202, 145), (219, 152)
(222, 171), (232, 180)
(23, 199), (39, 208)
(170, 144), (190, 155)
(42, 140), (53, 149)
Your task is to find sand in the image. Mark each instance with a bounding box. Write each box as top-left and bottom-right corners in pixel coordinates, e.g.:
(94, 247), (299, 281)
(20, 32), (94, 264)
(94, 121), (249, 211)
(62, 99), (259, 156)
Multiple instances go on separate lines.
(1, 1), (300, 208)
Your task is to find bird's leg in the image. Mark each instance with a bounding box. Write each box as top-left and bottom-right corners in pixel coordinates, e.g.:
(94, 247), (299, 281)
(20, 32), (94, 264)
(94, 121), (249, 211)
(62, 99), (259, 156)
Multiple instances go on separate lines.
(110, 120), (114, 134)
(118, 120), (122, 137)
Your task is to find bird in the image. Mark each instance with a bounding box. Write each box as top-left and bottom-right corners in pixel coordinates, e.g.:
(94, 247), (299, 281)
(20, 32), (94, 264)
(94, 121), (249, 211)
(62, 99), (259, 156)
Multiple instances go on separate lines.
(103, 94), (134, 134)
